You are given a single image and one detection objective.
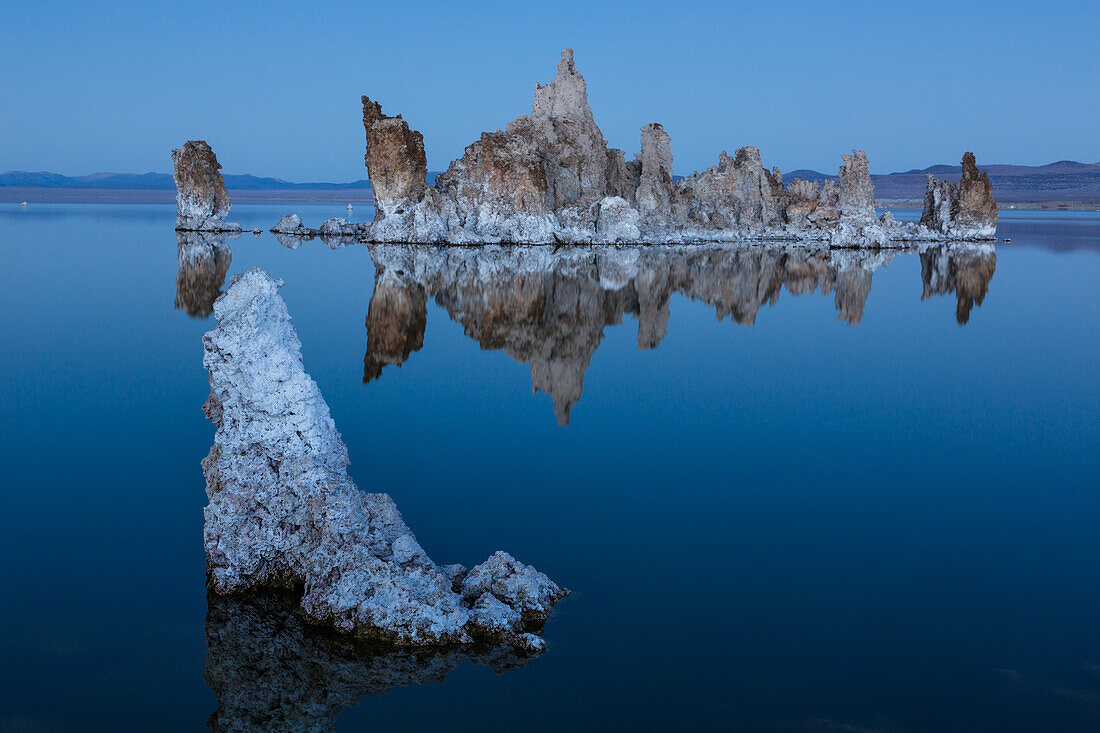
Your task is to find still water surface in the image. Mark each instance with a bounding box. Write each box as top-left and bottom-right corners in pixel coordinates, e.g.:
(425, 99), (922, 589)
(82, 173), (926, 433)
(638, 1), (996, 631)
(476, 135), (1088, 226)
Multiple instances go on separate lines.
(1, 204), (1098, 731)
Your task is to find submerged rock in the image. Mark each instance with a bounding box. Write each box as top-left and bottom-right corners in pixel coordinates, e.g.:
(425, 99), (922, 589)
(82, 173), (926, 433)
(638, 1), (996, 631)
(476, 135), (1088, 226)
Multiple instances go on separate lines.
(919, 152), (998, 239)
(201, 268), (566, 648)
(205, 591), (540, 732)
(172, 141), (241, 232)
(354, 50), (997, 245)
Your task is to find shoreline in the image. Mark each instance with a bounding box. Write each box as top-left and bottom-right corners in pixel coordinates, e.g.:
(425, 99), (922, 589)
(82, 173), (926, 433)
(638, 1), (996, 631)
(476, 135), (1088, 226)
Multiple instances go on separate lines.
(5, 189), (1098, 211)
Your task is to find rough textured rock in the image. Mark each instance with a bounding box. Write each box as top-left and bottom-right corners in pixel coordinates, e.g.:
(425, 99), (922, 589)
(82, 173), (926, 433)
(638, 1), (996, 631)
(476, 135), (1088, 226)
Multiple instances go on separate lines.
(175, 232), (233, 318)
(172, 141), (241, 232)
(678, 147), (786, 232)
(920, 152), (998, 239)
(363, 243), (994, 422)
(595, 196), (642, 241)
(265, 50), (999, 244)
(635, 123), (676, 221)
(202, 268), (566, 647)
(361, 97), (429, 220)
(205, 591), (539, 733)
(271, 213), (317, 237)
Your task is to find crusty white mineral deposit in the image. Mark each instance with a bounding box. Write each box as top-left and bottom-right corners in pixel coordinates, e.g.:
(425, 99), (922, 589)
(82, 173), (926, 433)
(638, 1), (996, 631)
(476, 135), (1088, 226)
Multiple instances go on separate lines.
(201, 268), (566, 648)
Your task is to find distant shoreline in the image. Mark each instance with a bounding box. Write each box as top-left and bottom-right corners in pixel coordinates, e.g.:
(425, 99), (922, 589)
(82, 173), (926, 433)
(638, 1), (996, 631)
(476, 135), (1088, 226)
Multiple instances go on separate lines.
(0, 188), (374, 205)
(3, 188), (1096, 211)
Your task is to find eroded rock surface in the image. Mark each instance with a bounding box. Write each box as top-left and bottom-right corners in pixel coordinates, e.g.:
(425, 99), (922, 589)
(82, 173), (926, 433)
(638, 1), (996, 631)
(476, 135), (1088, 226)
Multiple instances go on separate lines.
(172, 141), (241, 232)
(920, 152), (999, 239)
(205, 592), (539, 733)
(354, 50), (996, 245)
(202, 268), (566, 647)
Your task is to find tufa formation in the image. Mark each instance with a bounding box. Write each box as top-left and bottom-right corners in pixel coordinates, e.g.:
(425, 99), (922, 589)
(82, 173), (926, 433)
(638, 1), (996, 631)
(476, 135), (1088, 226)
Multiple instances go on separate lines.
(357, 50), (997, 245)
(172, 141), (241, 232)
(201, 268), (566, 648)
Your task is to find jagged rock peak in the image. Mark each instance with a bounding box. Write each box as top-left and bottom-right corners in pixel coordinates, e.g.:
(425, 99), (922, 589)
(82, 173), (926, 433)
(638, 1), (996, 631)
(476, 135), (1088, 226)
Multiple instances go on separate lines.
(171, 141), (240, 232)
(837, 150), (876, 221)
(957, 151), (998, 234)
(533, 48), (595, 124)
(635, 123), (675, 219)
(361, 96), (429, 217)
(919, 152), (997, 239)
(202, 268), (566, 648)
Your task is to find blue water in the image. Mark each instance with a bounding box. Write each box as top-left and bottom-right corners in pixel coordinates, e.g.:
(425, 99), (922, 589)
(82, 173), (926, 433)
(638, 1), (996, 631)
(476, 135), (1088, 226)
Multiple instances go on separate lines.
(1, 204), (1098, 731)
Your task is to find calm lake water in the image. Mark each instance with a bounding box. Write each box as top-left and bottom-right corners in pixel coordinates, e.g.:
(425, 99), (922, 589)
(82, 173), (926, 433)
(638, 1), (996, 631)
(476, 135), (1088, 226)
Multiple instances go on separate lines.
(1, 204), (1098, 731)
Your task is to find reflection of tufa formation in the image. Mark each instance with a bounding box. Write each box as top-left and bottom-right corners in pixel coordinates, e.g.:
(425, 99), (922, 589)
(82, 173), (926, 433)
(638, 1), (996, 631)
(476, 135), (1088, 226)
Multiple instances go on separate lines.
(359, 49), (997, 245)
(174, 232), (233, 318)
(202, 269), (566, 649)
(364, 244), (996, 423)
(205, 592), (538, 732)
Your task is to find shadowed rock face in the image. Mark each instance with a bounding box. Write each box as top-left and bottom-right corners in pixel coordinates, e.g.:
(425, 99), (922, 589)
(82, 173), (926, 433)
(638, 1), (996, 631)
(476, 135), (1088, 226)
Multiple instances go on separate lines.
(175, 232), (233, 318)
(920, 152), (999, 239)
(205, 592), (538, 733)
(202, 269), (566, 647)
(357, 50), (995, 244)
(172, 141), (240, 232)
(363, 243), (994, 423)
(921, 244), (997, 324)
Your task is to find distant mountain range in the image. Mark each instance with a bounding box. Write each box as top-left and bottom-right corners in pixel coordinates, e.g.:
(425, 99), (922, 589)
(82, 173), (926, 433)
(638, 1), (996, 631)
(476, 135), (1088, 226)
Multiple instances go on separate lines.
(4, 160), (1100, 206)
(0, 171), (371, 190)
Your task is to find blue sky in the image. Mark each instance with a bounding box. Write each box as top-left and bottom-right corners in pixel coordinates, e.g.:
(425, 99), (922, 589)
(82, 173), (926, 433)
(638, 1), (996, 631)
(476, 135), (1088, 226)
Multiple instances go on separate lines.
(2, 0), (1097, 180)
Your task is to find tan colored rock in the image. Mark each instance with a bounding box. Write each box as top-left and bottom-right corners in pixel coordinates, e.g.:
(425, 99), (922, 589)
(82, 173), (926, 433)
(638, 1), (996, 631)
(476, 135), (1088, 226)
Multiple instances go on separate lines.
(172, 141), (239, 231)
(920, 152), (998, 239)
(362, 97), (428, 217)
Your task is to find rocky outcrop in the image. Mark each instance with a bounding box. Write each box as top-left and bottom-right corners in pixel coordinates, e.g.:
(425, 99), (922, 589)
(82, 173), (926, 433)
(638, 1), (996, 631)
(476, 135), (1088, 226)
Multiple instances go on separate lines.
(361, 98), (428, 219)
(172, 141), (241, 232)
(920, 152), (999, 239)
(635, 123), (676, 222)
(205, 591), (539, 733)
(175, 232), (233, 318)
(202, 269), (566, 647)
(350, 50), (997, 245)
(271, 213), (317, 236)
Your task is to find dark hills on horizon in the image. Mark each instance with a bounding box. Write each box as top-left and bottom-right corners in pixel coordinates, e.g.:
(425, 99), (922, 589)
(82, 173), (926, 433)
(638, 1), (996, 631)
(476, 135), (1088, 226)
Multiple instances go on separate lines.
(5, 160), (1100, 205)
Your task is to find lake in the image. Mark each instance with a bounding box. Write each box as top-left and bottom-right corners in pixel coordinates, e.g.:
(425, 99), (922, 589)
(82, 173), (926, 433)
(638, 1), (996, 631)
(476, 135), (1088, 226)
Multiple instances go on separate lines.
(1, 204), (1098, 731)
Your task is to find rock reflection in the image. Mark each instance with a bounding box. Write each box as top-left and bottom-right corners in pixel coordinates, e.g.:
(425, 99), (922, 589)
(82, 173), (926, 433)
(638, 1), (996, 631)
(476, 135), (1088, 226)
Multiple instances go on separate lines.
(363, 269), (427, 383)
(920, 245), (997, 324)
(205, 592), (537, 733)
(364, 244), (995, 423)
(175, 232), (232, 318)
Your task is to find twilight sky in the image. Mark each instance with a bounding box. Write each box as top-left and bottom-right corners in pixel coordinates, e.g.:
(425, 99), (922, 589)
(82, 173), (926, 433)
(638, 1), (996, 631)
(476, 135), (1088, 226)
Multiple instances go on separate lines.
(2, 0), (1097, 181)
